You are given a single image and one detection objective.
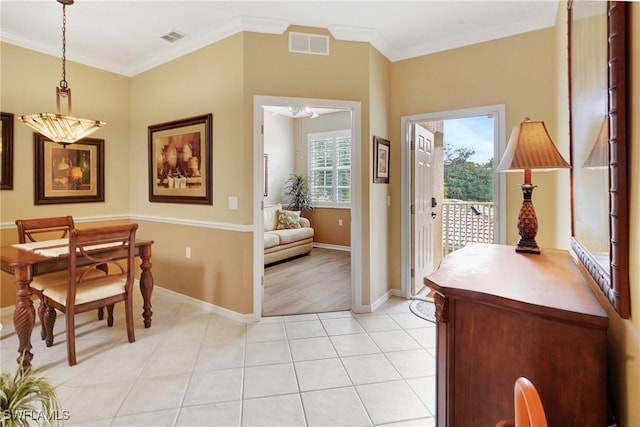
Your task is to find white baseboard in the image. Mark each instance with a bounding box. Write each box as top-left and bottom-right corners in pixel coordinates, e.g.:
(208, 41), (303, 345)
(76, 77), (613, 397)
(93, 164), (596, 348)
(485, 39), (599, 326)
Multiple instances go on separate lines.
(153, 286), (259, 323)
(371, 289), (392, 312)
(390, 288), (404, 298)
(312, 242), (351, 252)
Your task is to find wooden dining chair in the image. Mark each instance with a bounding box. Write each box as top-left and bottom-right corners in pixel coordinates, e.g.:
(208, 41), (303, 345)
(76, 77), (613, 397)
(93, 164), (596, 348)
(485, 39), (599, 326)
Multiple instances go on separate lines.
(496, 377), (548, 427)
(40, 224), (139, 366)
(514, 377), (548, 427)
(15, 216), (77, 342)
(16, 216), (75, 244)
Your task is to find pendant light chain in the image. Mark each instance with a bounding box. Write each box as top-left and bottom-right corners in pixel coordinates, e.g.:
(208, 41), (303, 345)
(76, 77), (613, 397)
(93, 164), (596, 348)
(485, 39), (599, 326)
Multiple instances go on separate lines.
(60, 3), (68, 90)
(18, 0), (106, 144)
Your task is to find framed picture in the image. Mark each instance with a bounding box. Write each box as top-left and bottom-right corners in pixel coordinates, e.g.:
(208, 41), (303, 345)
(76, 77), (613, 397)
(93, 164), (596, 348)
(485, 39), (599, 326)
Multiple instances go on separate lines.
(373, 136), (390, 184)
(34, 134), (104, 204)
(148, 114), (212, 204)
(1, 112), (14, 190)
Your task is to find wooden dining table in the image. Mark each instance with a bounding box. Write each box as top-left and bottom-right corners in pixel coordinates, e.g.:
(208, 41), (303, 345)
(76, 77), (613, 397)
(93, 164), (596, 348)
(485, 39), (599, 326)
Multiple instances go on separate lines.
(0, 239), (154, 368)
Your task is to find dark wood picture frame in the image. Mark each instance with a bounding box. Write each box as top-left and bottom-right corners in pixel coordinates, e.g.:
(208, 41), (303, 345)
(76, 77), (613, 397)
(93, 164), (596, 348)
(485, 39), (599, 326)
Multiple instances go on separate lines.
(34, 134), (105, 204)
(148, 114), (213, 205)
(568, 1), (629, 318)
(373, 136), (390, 184)
(1, 112), (14, 190)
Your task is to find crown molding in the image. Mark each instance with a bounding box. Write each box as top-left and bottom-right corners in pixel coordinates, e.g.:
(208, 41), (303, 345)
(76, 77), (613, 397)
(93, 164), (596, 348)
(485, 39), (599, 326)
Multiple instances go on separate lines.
(328, 25), (393, 59)
(127, 16), (289, 76)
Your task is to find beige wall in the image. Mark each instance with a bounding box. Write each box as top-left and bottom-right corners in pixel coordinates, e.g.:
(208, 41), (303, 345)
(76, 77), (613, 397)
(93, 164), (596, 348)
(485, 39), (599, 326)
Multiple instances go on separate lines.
(129, 34), (247, 224)
(126, 34), (254, 313)
(0, 43), (131, 223)
(135, 220), (253, 314)
(242, 27), (379, 306)
(389, 27), (561, 290)
(368, 46), (392, 304)
(264, 113), (295, 206)
(310, 208), (351, 247)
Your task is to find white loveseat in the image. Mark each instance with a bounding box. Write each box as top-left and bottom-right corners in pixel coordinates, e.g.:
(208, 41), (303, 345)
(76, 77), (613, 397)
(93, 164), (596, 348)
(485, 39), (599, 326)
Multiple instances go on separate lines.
(264, 203), (314, 265)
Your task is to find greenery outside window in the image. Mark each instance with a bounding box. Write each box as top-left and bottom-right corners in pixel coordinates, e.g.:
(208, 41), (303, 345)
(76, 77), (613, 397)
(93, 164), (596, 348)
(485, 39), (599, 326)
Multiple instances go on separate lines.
(308, 129), (351, 206)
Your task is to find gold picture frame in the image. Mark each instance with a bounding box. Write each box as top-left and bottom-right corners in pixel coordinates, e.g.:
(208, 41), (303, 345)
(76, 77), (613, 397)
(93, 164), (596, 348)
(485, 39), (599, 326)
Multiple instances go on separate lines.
(148, 114), (213, 204)
(34, 134), (104, 204)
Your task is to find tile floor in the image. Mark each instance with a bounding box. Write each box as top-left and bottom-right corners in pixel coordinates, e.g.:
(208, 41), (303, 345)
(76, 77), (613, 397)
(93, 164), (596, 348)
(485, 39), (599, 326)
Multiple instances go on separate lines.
(0, 291), (436, 426)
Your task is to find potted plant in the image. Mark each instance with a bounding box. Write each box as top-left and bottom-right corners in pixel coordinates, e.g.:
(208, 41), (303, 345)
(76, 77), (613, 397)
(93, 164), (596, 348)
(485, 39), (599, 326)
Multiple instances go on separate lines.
(1, 359), (63, 426)
(284, 174), (313, 215)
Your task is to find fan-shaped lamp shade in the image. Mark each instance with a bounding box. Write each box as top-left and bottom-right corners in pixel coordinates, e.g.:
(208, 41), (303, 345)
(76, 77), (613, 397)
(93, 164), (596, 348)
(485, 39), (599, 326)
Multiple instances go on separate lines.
(19, 113), (106, 145)
(497, 118), (570, 254)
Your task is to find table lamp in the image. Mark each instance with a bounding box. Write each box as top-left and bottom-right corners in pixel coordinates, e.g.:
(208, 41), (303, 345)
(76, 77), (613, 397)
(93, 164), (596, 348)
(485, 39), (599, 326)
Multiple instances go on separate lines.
(497, 118), (570, 254)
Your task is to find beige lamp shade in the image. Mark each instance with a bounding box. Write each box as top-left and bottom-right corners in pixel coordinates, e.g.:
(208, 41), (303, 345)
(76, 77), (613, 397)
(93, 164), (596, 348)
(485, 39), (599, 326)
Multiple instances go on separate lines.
(20, 112), (106, 145)
(497, 118), (570, 172)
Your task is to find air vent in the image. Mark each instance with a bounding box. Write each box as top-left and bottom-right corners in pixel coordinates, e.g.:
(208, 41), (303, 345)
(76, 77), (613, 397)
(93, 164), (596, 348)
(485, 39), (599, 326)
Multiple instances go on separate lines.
(289, 32), (330, 56)
(160, 30), (188, 43)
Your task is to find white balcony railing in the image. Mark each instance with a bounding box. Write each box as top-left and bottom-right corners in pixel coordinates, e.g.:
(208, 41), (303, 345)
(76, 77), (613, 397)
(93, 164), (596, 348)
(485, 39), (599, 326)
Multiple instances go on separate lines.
(442, 200), (494, 254)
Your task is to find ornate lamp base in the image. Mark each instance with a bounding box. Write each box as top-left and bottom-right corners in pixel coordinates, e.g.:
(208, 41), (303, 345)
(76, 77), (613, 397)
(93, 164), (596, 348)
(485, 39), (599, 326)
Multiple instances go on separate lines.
(516, 184), (540, 254)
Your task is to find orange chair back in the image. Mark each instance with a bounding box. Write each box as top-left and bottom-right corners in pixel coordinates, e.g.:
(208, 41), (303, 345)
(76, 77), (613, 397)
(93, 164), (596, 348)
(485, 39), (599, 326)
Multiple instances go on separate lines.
(514, 377), (548, 427)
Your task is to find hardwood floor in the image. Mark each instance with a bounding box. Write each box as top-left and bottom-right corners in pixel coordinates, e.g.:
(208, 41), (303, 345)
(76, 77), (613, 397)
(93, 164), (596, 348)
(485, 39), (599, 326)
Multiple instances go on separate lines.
(263, 247), (351, 316)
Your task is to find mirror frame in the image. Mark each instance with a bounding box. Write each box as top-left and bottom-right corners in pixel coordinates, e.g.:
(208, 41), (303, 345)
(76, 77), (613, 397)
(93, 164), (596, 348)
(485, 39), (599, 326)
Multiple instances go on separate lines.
(568, 1), (630, 318)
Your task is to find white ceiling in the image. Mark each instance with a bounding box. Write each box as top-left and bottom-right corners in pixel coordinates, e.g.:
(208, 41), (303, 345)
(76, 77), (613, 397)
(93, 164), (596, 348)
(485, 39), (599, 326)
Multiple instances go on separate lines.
(1, 1), (559, 77)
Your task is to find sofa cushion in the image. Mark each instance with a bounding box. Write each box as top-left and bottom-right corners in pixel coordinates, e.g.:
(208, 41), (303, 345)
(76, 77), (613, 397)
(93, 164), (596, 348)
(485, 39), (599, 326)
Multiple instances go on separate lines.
(276, 210), (301, 230)
(264, 232), (280, 249)
(299, 217), (310, 228)
(274, 227), (314, 244)
(264, 203), (282, 231)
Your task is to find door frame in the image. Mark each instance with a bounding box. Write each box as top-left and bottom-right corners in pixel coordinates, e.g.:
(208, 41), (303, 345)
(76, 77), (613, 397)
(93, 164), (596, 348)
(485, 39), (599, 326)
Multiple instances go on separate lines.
(400, 104), (506, 298)
(253, 95), (363, 318)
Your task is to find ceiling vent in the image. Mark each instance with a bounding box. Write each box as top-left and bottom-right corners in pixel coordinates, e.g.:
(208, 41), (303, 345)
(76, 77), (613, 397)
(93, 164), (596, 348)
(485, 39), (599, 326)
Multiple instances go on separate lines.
(289, 32), (330, 56)
(160, 30), (188, 43)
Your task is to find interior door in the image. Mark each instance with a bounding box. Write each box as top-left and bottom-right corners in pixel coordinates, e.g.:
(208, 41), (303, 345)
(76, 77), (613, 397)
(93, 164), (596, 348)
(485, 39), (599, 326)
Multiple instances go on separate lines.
(412, 123), (435, 296)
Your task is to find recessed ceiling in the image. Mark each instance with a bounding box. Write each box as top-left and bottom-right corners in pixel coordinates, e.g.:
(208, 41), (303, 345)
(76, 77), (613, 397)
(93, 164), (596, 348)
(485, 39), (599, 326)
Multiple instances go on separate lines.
(0, 1), (559, 77)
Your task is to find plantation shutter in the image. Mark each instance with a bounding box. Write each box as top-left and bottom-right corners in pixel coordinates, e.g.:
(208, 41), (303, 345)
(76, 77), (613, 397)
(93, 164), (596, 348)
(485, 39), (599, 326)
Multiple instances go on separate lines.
(308, 130), (351, 205)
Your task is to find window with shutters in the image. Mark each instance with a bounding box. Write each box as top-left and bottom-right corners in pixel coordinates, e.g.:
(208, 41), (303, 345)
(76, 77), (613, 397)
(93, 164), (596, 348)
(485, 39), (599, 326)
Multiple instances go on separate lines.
(308, 130), (351, 206)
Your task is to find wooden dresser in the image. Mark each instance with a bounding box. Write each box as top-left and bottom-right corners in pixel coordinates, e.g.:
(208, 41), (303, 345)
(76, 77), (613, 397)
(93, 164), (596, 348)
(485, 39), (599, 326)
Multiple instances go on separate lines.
(424, 243), (608, 427)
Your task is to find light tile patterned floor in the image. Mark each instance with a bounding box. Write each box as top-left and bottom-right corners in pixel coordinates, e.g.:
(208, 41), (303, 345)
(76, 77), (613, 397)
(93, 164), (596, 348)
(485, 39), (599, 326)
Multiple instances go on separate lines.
(0, 291), (436, 426)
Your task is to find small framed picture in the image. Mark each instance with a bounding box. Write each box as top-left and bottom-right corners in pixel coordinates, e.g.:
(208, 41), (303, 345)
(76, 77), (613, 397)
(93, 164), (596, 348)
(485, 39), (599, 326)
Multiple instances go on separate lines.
(374, 136), (390, 184)
(148, 114), (213, 204)
(34, 134), (104, 204)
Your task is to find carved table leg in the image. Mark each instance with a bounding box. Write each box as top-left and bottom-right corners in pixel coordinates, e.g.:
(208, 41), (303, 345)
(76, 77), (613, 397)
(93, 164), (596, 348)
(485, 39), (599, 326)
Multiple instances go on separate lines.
(13, 265), (35, 369)
(139, 244), (154, 328)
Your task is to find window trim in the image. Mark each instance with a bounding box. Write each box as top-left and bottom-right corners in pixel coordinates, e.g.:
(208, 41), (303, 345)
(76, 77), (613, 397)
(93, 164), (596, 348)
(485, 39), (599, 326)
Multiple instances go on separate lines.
(307, 129), (352, 208)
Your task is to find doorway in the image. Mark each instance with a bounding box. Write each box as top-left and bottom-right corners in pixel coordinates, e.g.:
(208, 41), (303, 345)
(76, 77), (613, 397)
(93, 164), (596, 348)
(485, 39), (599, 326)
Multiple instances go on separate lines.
(253, 96), (363, 318)
(401, 105), (507, 298)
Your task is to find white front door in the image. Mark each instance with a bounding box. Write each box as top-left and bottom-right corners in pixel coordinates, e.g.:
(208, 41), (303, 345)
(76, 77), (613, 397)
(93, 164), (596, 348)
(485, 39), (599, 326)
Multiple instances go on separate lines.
(412, 123), (435, 296)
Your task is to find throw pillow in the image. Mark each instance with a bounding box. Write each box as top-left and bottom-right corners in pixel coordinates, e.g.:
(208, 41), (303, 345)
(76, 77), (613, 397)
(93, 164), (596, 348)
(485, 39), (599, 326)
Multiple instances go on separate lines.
(276, 210), (301, 230)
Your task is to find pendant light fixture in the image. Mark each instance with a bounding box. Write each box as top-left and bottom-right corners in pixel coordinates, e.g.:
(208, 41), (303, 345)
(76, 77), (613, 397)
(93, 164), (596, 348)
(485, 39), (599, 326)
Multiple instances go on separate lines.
(19, 0), (106, 146)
